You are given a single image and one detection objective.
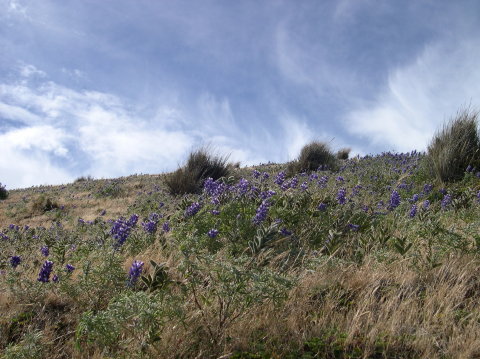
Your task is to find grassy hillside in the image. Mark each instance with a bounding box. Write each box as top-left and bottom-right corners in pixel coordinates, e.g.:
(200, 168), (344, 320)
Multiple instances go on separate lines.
(1, 136), (480, 357)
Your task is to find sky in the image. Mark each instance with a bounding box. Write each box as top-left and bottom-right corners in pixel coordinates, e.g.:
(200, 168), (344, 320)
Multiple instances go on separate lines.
(1, 0), (480, 189)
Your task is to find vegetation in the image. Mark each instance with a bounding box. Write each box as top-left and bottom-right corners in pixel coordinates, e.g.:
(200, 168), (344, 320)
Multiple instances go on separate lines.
(336, 147), (351, 160)
(1, 114), (480, 358)
(427, 108), (480, 183)
(0, 183), (7, 200)
(165, 147), (231, 195)
(288, 141), (338, 175)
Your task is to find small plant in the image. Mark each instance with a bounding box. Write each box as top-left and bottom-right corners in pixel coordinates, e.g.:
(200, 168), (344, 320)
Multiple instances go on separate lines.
(336, 147), (351, 160)
(0, 182), (8, 200)
(288, 141), (337, 175)
(427, 108), (480, 182)
(165, 148), (231, 195)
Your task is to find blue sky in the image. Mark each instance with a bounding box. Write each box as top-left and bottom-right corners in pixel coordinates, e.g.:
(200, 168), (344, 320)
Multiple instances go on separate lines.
(1, 0), (480, 188)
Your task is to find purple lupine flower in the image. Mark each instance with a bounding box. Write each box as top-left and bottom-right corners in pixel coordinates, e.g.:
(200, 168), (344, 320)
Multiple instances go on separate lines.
(262, 172), (270, 180)
(110, 217), (134, 247)
(476, 172), (480, 178)
(41, 246), (49, 257)
(348, 224), (360, 231)
(409, 204), (417, 218)
(37, 260), (54, 283)
(149, 213), (161, 222)
(128, 214), (139, 227)
(317, 202), (327, 211)
(128, 260), (144, 286)
(301, 182), (308, 191)
(162, 221), (170, 232)
(274, 171), (286, 186)
(411, 194), (419, 202)
(52, 274), (59, 283)
(185, 202), (202, 217)
(260, 190), (276, 201)
(389, 190), (401, 210)
(423, 200), (430, 210)
(78, 218), (85, 225)
(253, 200), (270, 225)
(100, 209), (106, 216)
(65, 264), (75, 272)
(317, 176), (329, 188)
(211, 209), (220, 215)
(441, 194), (452, 209)
(423, 184), (433, 194)
(336, 176), (345, 183)
(142, 220), (157, 234)
(10, 255), (21, 268)
(280, 228), (292, 236)
(466, 165), (473, 172)
(289, 176), (298, 189)
(207, 229), (219, 238)
(337, 188), (347, 205)
(252, 170), (261, 178)
(236, 178), (250, 195)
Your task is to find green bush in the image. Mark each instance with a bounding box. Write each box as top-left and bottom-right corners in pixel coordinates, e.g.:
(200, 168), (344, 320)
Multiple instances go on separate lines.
(0, 182), (8, 200)
(427, 108), (480, 182)
(288, 141), (337, 175)
(165, 148), (231, 195)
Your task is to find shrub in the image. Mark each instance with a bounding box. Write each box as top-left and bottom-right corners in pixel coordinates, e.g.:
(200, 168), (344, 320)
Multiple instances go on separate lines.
(0, 182), (8, 200)
(336, 147), (351, 160)
(31, 194), (59, 214)
(74, 175), (94, 183)
(427, 108), (480, 182)
(288, 141), (337, 175)
(165, 148), (231, 195)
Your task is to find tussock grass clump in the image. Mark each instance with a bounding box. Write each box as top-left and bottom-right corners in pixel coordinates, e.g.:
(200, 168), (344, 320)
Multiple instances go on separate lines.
(0, 183), (7, 200)
(336, 147), (351, 160)
(428, 108), (480, 182)
(288, 141), (337, 175)
(74, 175), (94, 183)
(165, 148), (231, 195)
(31, 194), (59, 214)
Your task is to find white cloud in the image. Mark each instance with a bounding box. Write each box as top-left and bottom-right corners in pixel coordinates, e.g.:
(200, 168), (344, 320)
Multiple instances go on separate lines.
(343, 36), (480, 152)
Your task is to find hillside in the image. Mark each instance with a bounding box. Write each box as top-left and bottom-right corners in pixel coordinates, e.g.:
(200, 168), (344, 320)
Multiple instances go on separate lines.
(1, 148), (480, 358)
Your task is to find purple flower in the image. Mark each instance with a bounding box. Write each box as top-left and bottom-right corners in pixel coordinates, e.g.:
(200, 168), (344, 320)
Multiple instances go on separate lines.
(423, 200), (430, 210)
(336, 176), (345, 183)
(100, 209), (106, 216)
(207, 229), (219, 238)
(441, 194), (452, 209)
(65, 264), (75, 272)
(466, 165), (473, 172)
(37, 260), (54, 283)
(477, 190), (480, 202)
(411, 194), (419, 202)
(128, 260), (144, 286)
(389, 190), (401, 210)
(348, 224), (360, 231)
(337, 188), (347, 205)
(128, 214), (139, 227)
(162, 221), (170, 232)
(409, 204), (417, 218)
(185, 202), (202, 217)
(274, 171), (286, 186)
(252, 170), (261, 178)
(253, 200), (270, 225)
(41, 246), (49, 257)
(142, 220), (157, 234)
(317, 176), (329, 188)
(423, 184), (433, 194)
(10, 255), (21, 268)
(280, 228), (292, 236)
(317, 202), (327, 211)
(300, 182), (308, 191)
(52, 274), (59, 283)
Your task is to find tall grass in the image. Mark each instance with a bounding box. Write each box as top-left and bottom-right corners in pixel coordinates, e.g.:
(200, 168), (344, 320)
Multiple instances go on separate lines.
(428, 108), (480, 182)
(288, 141), (337, 175)
(165, 148), (231, 195)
